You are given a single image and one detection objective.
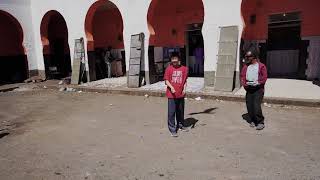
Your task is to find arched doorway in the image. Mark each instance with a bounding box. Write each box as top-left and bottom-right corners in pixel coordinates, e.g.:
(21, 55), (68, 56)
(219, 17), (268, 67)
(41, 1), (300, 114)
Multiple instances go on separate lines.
(147, 0), (205, 82)
(40, 10), (71, 80)
(0, 10), (28, 85)
(85, 0), (125, 81)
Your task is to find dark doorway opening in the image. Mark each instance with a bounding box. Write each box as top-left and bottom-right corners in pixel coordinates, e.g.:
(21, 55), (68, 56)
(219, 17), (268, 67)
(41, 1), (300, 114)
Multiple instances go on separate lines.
(186, 24), (204, 77)
(0, 11), (28, 85)
(266, 12), (307, 79)
(41, 11), (72, 80)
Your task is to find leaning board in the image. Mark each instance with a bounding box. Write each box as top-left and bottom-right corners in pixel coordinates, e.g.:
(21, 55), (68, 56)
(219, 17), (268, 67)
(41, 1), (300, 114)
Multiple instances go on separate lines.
(128, 33), (145, 88)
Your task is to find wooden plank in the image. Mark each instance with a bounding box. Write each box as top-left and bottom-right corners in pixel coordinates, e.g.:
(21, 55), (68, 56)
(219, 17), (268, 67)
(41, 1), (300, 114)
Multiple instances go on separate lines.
(71, 39), (85, 85)
(128, 33), (144, 88)
(214, 26), (239, 92)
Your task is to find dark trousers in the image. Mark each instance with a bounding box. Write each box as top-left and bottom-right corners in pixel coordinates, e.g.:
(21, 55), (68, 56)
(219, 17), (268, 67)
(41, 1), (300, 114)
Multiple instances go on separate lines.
(168, 98), (185, 133)
(246, 87), (265, 125)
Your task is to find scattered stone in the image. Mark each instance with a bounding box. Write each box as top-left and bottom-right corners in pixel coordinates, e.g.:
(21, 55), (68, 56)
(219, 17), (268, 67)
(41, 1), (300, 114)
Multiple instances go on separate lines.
(84, 172), (91, 179)
(58, 81), (63, 85)
(43, 86), (47, 89)
(24, 76), (45, 83)
(115, 155), (124, 159)
(66, 87), (76, 92)
(195, 97), (202, 101)
(158, 173), (164, 177)
(263, 102), (272, 108)
(54, 171), (62, 175)
(78, 91), (83, 93)
(109, 104), (113, 106)
(59, 87), (66, 92)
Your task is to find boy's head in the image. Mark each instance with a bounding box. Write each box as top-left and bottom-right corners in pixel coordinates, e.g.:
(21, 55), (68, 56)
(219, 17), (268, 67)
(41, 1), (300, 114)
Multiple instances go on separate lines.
(170, 52), (181, 67)
(244, 48), (259, 64)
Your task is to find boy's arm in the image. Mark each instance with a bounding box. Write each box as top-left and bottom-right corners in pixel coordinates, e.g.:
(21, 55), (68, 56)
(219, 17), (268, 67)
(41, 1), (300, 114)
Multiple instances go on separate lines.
(165, 80), (176, 93)
(258, 64), (268, 85)
(183, 68), (188, 95)
(240, 66), (248, 87)
(164, 66), (176, 93)
(183, 80), (187, 95)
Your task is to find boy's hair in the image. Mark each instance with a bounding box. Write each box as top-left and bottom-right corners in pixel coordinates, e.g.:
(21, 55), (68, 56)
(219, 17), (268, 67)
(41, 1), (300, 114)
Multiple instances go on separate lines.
(170, 52), (180, 60)
(246, 47), (259, 58)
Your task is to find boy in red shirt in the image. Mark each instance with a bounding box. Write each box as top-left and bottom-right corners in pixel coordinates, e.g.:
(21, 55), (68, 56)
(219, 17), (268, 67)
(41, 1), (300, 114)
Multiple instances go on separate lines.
(164, 53), (189, 137)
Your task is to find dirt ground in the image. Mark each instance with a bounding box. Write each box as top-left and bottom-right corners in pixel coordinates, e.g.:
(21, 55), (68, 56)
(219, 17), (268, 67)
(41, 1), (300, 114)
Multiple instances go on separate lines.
(0, 89), (320, 180)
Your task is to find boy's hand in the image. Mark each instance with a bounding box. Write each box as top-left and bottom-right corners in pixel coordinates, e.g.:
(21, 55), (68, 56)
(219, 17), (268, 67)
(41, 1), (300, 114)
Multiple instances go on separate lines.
(182, 89), (186, 95)
(171, 87), (176, 94)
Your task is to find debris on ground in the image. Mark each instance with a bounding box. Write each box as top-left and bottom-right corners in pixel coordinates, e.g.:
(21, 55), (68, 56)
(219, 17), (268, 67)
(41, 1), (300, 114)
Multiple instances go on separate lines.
(13, 84), (39, 92)
(59, 87), (66, 92)
(24, 76), (45, 83)
(54, 171), (62, 175)
(216, 99), (224, 103)
(66, 87), (76, 92)
(195, 97), (203, 101)
(263, 102), (272, 108)
(84, 172), (91, 179)
(58, 77), (71, 85)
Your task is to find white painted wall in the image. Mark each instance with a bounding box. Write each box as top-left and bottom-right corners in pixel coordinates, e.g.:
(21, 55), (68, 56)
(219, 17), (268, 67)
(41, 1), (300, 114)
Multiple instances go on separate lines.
(1, 0), (243, 81)
(202, 0), (243, 73)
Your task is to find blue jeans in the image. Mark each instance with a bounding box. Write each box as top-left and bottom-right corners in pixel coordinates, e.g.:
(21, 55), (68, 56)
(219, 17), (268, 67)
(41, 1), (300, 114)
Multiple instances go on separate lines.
(168, 98), (185, 133)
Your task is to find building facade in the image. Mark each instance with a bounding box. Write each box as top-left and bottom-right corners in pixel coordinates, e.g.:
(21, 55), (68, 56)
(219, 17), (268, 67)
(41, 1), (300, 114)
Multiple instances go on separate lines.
(0, 0), (319, 89)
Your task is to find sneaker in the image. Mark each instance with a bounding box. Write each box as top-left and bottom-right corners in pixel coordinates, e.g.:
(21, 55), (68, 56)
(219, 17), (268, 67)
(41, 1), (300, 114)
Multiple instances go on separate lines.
(179, 126), (189, 132)
(170, 133), (178, 137)
(250, 122), (256, 128)
(256, 124), (265, 130)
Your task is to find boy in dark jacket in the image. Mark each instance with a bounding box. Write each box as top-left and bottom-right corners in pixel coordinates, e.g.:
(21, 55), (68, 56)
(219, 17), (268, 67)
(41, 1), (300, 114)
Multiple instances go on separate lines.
(241, 50), (268, 130)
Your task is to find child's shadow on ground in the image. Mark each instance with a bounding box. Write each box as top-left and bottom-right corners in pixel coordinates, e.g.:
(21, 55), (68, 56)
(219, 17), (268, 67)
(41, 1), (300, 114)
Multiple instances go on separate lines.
(184, 118), (199, 128)
(188, 108), (217, 115)
(185, 108), (218, 128)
